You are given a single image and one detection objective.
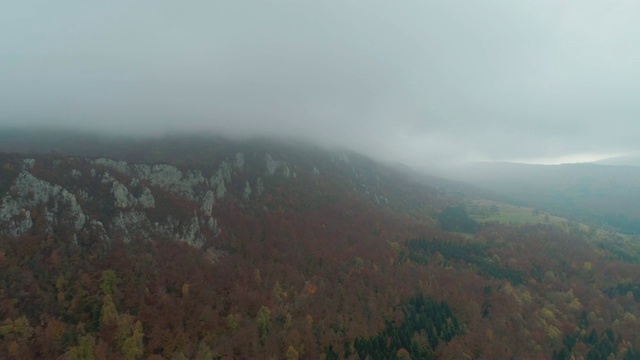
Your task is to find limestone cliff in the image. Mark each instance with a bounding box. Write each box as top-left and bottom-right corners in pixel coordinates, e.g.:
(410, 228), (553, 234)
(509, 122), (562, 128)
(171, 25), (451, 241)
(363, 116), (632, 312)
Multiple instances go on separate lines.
(0, 139), (447, 249)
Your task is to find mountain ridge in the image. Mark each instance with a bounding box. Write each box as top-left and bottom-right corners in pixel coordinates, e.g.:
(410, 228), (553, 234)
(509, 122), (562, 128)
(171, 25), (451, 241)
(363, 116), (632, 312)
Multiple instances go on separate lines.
(0, 133), (452, 249)
(3, 132), (640, 359)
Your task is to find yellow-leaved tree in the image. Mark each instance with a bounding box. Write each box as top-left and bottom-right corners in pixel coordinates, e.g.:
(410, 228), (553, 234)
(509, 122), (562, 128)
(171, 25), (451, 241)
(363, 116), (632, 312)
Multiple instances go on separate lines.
(121, 320), (144, 360)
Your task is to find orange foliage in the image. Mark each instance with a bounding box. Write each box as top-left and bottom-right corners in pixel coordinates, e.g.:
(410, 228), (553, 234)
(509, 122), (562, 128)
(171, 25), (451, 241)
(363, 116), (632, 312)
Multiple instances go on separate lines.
(305, 283), (317, 295)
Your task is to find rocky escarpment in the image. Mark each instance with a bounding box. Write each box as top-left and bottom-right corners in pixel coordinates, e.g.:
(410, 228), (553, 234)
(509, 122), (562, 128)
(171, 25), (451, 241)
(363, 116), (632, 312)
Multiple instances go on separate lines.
(0, 141), (447, 249)
(0, 169), (86, 237)
(0, 151), (307, 249)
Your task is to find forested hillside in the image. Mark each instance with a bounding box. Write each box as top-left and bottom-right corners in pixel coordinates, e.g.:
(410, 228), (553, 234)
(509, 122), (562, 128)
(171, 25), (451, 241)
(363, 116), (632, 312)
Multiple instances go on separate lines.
(2, 136), (640, 359)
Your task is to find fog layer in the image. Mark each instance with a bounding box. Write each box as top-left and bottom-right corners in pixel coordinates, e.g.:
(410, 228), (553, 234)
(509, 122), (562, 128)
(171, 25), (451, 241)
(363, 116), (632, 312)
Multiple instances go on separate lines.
(2, 1), (639, 166)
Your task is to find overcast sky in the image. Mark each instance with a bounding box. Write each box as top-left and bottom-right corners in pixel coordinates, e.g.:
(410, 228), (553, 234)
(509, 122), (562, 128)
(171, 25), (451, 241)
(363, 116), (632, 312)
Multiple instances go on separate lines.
(2, 1), (639, 166)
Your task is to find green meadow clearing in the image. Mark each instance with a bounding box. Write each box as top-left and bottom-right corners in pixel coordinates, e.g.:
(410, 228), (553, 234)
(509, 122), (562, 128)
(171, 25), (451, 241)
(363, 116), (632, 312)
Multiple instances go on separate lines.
(467, 199), (577, 227)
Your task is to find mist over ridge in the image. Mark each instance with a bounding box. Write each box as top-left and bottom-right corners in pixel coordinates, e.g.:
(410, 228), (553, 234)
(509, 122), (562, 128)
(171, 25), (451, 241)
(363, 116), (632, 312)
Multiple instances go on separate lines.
(2, 1), (640, 168)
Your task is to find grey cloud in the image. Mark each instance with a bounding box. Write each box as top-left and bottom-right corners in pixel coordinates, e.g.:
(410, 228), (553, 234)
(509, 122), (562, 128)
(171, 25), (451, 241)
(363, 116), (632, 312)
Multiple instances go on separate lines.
(1, 0), (639, 167)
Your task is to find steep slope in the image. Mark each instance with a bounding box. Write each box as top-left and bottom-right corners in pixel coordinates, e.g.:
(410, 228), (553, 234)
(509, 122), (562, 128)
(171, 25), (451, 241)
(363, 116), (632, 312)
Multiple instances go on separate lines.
(0, 135), (452, 358)
(0, 136), (449, 245)
(3, 135), (640, 359)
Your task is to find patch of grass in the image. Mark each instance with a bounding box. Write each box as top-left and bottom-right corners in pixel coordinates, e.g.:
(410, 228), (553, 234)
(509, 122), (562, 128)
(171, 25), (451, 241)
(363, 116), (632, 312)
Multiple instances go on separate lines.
(469, 200), (640, 264)
(467, 199), (568, 226)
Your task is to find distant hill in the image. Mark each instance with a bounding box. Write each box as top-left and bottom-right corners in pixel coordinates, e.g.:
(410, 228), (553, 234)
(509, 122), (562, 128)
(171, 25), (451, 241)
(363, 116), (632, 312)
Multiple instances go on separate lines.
(593, 154), (640, 167)
(440, 161), (640, 234)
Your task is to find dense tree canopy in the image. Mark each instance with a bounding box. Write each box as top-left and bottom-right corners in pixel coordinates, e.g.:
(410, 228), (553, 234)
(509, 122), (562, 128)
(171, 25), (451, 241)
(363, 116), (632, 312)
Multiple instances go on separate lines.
(2, 144), (640, 359)
(437, 206), (479, 233)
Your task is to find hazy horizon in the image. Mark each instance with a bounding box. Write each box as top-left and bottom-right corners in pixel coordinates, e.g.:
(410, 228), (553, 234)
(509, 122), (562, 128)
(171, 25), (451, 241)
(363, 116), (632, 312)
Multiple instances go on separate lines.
(2, 1), (639, 167)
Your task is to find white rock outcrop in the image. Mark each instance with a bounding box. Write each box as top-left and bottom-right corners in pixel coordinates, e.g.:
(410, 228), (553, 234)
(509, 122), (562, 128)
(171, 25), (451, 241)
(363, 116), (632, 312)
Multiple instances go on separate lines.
(210, 170), (227, 200)
(94, 159), (213, 201)
(180, 215), (203, 247)
(111, 210), (151, 242)
(109, 179), (155, 209)
(88, 220), (109, 242)
(219, 161), (232, 183)
(207, 217), (218, 235)
(22, 159), (35, 170)
(112, 181), (133, 208)
(264, 153), (291, 177)
(243, 181), (252, 200)
(265, 154), (278, 175)
(1, 158), (224, 250)
(256, 177), (265, 196)
(0, 172), (86, 236)
(234, 152), (245, 169)
(93, 158), (129, 174)
(110, 210), (209, 248)
(201, 190), (215, 216)
(138, 187), (155, 208)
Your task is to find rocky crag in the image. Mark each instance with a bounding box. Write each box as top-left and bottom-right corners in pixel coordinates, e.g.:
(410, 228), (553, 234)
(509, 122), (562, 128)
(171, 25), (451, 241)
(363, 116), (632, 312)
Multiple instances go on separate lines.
(0, 140), (447, 252)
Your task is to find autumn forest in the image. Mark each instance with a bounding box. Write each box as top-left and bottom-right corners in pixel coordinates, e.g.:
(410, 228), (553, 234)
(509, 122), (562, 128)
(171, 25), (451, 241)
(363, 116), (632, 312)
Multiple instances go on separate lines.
(2, 136), (640, 359)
